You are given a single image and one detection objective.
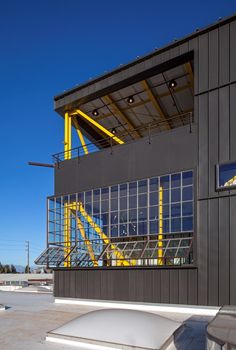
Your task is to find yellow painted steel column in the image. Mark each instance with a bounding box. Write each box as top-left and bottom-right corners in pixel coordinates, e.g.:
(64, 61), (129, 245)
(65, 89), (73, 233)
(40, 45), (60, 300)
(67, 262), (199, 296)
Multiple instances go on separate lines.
(64, 112), (71, 160)
(77, 128), (89, 155)
(158, 186), (163, 265)
(64, 202), (71, 267)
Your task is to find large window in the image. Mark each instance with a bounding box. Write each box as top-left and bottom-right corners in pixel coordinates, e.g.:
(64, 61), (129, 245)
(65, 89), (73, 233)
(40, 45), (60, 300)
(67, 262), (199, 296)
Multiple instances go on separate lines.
(48, 170), (193, 243)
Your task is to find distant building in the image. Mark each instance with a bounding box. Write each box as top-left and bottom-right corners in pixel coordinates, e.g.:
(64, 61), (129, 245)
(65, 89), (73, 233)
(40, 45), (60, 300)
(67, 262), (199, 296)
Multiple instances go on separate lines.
(36, 14), (236, 306)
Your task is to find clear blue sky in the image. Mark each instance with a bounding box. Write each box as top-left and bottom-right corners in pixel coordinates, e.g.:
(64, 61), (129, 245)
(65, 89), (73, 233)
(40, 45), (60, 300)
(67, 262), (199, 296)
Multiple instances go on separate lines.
(0, 0), (235, 266)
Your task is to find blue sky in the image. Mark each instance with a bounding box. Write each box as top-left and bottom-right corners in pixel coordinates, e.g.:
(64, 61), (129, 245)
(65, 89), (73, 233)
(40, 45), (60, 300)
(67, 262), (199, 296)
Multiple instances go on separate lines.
(0, 0), (235, 266)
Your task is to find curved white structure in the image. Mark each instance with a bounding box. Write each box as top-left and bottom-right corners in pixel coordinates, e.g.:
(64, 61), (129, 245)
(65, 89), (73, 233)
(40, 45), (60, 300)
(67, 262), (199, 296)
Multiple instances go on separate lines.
(47, 308), (181, 349)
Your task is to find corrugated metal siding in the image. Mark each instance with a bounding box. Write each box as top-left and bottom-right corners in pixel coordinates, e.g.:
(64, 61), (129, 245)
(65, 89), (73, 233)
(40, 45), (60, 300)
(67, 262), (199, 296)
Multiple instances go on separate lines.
(53, 18), (236, 306)
(54, 268), (198, 304)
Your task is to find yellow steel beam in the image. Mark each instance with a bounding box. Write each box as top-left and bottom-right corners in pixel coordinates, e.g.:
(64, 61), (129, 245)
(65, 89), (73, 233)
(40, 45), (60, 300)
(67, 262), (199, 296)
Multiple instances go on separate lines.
(76, 216), (98, 266)
(72, 109), (124, 145)
(77, 202), (135, 266)
(158, 186), (163, 265)
(141, 80), (171, 130)
(73, 118), (89, 155)
(64, 112), (72, 159)
(102, 95), (141, 139)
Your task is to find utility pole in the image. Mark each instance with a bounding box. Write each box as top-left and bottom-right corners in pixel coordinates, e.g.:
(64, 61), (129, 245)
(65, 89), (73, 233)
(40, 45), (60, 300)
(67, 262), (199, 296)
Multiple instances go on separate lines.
(25, 241), (30, 273)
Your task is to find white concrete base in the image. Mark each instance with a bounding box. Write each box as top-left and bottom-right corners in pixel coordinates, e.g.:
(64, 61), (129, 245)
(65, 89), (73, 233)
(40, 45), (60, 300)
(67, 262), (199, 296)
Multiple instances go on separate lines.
(0, 286), (22, 292)
(55, 297), (220, 316)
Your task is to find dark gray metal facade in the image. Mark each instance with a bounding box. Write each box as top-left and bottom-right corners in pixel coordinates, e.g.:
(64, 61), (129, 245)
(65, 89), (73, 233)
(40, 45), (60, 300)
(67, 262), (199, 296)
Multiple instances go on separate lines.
(53, 16), (236, 306)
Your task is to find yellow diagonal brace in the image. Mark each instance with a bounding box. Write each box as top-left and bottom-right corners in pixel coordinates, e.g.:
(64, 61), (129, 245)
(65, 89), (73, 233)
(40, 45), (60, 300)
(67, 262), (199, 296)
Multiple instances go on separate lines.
(76, 202), (135, 266)
(73, 109), (124, 145)
(73, 118), (89, 155)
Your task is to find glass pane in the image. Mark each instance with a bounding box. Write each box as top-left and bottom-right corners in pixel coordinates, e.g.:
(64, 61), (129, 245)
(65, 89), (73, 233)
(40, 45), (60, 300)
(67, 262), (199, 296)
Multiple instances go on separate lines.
(120, 197), (127, 210)
(111, 225), (118, 237)
(182, 186), (193, 201)
(101, 213), (109, 225)
(93, 201), (100, 214)
(138, 180), (147, 193)
(163, 204), (169, 218)
(182, 217), (193, 231)
(218, 163), (236, 188)
(171, 203), (181, 217)
(182, 171), (193, 186)
(160, 175), (169, 189)
(101, 200), (109, 213)
(129, 182), (137, 196)
(85, 191), (92, 203)
(129, 195), (137, 209)
(138, 221), (147, 235)
(120, 183), (127, 197)
(171, 173), (181, 188)
(171, 218), (181, 232)
(150, 177), (158, 192)
(150, 192), (158, 206)
(120, 210), (128, 223)
(149, 206), (158, 220)
(163, 219), (169, 233)
(182, 202), (193, 216)
(150, 220), (158, 234)
(129, 223), (137, 236)
(110, 212), (118, 225)
(111, 198), (118, 211)
(119, 224), (128, 237)
(101, 187), (109, 200)
(138, 207), (147, 221)
(129, 209), (137, 222)
(138, 194), (147, 207)
(93, 189), (100, 202)
(171, 188), (181, 203)
(163, 190), (169, 204)
(111, 186), (118, 198)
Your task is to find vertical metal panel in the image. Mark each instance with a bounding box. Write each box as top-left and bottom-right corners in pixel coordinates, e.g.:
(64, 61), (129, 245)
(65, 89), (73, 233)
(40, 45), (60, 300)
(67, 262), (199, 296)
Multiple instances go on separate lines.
(197, 200), (208, 305)
(143, 270), (154, 302)
(208, 90), (219, 196)
(230, 21), (236, 82)
(169, 270), (179, 304)
(189, 37), (199, 94)
(208, 29), (219, 90)
(208, 199), (219, 306)
(198, 33), (209, 93)
(160, 270), (170, 303)
(219, 87), (230, 163)
(219, 197), (230, 305)
(178, 270), (188, 304)
(230, 84), (236, 159)
(219, 24), (230, 85)
(179, 42), (189, 56)
(152, 269), (161, 302)
(75, 270), (83, 298)
(188, 269), (198, 305)
(230, 196), (236, 304)
(198, 93), (209, 198)
(69, 270), (76, 298)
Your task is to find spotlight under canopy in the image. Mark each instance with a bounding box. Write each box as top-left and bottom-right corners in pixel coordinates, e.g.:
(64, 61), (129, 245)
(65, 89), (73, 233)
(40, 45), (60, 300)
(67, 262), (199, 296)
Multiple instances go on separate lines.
(169, 79), (177, 89)
(127, 95), (135, 104)
(92, 109), (99, 116)
(111, 128), (117, 135)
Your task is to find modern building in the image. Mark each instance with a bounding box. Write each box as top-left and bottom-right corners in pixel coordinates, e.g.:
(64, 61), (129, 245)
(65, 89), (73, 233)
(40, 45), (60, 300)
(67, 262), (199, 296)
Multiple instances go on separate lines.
(36, 14), (236, 307)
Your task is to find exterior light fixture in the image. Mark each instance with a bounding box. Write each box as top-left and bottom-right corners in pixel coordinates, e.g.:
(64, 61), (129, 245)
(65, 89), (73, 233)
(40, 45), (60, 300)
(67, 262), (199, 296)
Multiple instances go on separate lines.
(111, 128), (117, 135)
(127, 96), (134, 104)
(92, 109), (99, 116)
(169, 80), (177, 89)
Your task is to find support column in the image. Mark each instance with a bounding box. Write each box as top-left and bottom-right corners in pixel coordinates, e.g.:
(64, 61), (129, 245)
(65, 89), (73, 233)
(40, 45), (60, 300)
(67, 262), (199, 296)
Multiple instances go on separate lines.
(158, 186), (163, 265)
(64, 112), (71, 159)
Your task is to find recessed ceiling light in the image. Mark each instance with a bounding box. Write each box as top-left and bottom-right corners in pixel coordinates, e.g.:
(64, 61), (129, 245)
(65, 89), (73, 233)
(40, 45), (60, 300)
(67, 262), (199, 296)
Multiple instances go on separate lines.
(127, 96), (134, 104)
(92, 109), (99, 116)
(169, 80), (177, 89)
